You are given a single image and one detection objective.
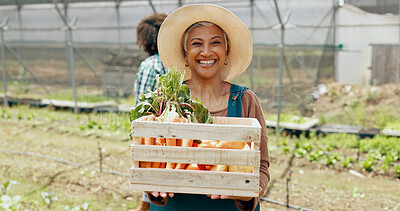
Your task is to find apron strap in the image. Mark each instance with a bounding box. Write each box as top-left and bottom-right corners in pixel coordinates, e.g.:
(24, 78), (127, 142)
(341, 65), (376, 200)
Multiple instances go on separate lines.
(227, 84), (249, 117)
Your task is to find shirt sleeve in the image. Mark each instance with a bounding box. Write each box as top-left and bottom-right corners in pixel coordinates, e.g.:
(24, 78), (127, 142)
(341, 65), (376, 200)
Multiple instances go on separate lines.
(235, 89), (270, 211)
(134, 56), (162, 105)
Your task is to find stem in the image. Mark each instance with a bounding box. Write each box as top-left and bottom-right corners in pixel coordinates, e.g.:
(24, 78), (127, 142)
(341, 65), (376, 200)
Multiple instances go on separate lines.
(179, 102), (195, 112)
(141, 102), (160, 117)
(182, 112), (198, 123)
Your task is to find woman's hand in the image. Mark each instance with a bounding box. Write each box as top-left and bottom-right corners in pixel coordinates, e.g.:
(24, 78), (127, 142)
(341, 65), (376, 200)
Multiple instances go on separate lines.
(209, 194), (253, 201)
(208, 187), (263, 201)
(151, 192), (174, 198)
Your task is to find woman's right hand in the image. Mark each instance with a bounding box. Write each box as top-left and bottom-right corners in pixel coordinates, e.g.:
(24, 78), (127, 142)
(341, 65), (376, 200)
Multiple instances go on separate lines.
(151, 192), (175, 198)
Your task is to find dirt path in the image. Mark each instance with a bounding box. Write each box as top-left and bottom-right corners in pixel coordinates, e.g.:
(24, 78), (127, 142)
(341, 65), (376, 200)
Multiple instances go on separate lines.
(1, 114), (399, 210)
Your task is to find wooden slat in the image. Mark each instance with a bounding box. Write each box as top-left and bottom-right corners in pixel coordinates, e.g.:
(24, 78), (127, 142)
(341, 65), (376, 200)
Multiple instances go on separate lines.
(131, 184), (259, 197)
(252, 142), (260, 174)
(131, 136), (141, 168)
(130, 168), (259, 193)
(370, 45), (400, 85)
(131, 145), (260, 167)
(212, 116), (254, 126)
(131, 118), (261, 143)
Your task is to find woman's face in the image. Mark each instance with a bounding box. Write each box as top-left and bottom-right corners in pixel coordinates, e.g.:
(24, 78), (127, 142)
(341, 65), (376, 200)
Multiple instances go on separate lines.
(184, 24), (228, 81)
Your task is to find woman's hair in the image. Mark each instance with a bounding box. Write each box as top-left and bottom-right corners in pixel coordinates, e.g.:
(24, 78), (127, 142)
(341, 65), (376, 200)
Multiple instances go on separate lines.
(136, 13), (167, 55)
(183, 21), (228, 52)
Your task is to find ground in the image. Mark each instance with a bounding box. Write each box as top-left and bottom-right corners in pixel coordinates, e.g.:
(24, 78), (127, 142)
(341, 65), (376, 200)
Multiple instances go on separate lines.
(1, 106), (399, 210)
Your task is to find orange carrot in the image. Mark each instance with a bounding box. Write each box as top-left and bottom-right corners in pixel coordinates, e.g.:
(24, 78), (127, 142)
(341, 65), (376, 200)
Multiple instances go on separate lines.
(165, 116), (180, 169)
(176, 139), (182, 146)
(151, 137), (165, 168)
(176, 118), (193, 169)
(165, 137), (177, 169)
(141, 115), (156, 168)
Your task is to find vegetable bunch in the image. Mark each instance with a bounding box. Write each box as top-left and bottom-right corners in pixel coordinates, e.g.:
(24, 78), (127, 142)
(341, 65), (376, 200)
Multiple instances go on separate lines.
(129, 66), (212, 124)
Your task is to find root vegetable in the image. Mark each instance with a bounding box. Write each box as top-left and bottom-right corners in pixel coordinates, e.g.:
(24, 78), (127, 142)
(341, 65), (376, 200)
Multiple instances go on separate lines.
(209, 165), (229, 172)
(176, 118), (193, 169)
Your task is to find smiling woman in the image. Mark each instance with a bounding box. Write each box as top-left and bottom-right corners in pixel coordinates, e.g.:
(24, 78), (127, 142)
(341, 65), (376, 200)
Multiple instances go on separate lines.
(149, 4), (270, 211)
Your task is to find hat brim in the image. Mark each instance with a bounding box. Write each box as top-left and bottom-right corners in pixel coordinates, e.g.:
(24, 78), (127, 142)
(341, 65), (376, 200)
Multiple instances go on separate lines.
(158, 4), (252, 81)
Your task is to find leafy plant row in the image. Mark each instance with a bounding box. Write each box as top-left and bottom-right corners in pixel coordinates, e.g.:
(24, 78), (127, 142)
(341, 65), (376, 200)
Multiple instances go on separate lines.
(273, 133), (400, 178)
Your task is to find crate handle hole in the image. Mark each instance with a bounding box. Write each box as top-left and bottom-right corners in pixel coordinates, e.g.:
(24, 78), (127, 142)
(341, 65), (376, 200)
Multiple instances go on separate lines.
(245, 180), (250, 184)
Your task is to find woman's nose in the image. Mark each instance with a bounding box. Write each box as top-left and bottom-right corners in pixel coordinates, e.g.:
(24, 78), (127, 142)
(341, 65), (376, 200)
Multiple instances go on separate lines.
(200, 44), (212, 57)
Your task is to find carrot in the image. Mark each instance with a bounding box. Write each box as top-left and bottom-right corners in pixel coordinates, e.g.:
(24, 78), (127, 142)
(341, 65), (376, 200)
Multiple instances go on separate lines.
(165, 137), (177, 169)
(140, 115), (156, 168)
(151, 137), (166, 168)
(176, 139), (182, 146)
(175, 118), (193, 169)
(165, 116), (180, 169)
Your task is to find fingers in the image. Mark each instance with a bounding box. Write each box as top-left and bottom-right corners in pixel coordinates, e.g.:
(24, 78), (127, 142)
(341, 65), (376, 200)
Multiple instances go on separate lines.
(151, 192), (174, 198)
(208, 194), (253, 201)
(220, 195), (232, 199)
(151, 192), (159, 197)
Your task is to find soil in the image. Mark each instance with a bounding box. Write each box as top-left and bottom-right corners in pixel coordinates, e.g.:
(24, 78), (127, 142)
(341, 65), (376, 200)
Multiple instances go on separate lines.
(1, 107), (400, 210)
(314, 83), (400, 118)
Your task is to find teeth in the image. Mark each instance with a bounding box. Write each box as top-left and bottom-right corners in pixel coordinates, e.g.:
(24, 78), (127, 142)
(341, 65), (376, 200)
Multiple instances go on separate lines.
(199, 60), (215, 64)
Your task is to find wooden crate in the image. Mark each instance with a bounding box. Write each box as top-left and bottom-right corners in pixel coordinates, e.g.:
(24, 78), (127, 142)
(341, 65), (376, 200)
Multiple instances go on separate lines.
(130, 116), (261, 197)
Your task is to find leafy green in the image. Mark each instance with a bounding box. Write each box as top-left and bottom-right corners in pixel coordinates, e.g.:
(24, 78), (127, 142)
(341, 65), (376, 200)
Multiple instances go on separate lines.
(129, 67), (212, 124)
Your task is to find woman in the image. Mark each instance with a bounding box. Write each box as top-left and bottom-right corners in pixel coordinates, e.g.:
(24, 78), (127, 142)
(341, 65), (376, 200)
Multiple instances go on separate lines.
(147, 4), (270, 211)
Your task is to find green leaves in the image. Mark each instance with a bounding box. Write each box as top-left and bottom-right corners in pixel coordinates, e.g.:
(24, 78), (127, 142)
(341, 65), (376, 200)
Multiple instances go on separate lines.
(129, 67), (212, 124)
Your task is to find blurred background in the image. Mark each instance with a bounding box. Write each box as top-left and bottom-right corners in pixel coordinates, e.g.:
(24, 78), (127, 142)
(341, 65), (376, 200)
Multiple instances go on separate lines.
(0, 0), (398, 113)
(0, 1), (399, 210)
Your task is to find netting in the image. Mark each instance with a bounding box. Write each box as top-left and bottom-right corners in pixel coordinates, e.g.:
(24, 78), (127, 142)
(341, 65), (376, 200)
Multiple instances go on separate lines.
(0, 0), (397, 115)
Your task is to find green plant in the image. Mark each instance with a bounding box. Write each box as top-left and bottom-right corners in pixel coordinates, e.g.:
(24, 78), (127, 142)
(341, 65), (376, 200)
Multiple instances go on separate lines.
(361, 159), (374, 172)
(1, 109), (11, 119)
(0, 180), (21, 211)
(307, 150), (324, 162)
(266, 113), (316, 124)
(281, 146), (291, 154)
(384, 121), (400, 131)
(325, 153), (340, 166)
(341, 156), (354, 168)
(395, 164), (400, 178)
(41, 192), (58, 209)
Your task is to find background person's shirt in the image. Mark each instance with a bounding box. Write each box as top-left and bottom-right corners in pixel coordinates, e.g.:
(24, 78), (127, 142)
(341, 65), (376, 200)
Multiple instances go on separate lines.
(134, 54), (167, 105)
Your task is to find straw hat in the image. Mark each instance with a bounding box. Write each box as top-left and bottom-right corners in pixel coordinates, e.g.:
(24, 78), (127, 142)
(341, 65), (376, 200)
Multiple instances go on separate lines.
(157, 4), (253, 81)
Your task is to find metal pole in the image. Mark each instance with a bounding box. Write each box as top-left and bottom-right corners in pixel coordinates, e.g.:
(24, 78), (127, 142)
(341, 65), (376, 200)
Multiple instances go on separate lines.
(149, 0), (156, 13)
(115, 0), (122, 53)
(53, 0), (78, 113)
(17, 4), (27, 89)
(249, 0), (255, 91)
(333, 1), (338, 82)
(286, 170), (292, 207)
(67, 25), (78, 113)
(1, 18), (8, 107)
(273, 0), (285, 137)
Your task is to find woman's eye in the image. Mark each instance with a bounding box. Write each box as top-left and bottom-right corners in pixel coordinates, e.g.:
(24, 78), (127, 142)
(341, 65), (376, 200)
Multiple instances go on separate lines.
(192, 42), (201, 46)
(212, 41), (221, 44)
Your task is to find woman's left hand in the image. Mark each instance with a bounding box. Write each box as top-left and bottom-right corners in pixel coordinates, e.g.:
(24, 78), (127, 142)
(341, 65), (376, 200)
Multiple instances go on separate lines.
(209, 195), (252, 201)
(208, 187), (263, 201)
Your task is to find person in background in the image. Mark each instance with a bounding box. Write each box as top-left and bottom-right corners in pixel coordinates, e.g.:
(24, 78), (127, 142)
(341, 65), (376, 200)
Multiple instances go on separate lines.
(134, 13), (168, 106)
(133, 12), (167, 211)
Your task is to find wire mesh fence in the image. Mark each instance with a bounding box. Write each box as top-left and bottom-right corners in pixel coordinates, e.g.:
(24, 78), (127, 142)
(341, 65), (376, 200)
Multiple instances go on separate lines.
(0, 0), (396, 115)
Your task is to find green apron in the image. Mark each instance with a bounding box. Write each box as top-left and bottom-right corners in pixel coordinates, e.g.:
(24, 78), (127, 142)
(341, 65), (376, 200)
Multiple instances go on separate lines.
(150, 84), (260, 211)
